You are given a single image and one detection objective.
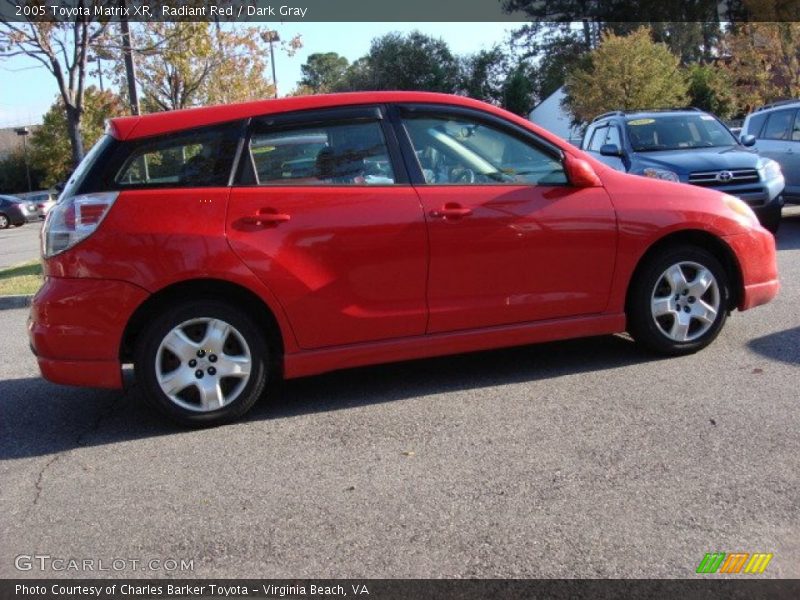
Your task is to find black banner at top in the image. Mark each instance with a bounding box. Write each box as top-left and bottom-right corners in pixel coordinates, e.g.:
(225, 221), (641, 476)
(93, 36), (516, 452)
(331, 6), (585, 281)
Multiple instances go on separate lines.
(1, 0), (799, 23)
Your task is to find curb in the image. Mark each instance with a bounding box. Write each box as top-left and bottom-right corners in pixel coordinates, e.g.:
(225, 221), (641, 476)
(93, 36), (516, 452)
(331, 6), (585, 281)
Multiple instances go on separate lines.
(0, 295), (33, 310)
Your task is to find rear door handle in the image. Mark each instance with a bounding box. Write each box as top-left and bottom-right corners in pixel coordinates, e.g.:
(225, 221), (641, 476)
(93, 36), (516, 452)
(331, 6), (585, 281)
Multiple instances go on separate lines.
(242, 209), (291, 226)
(430, 204), (473, 219)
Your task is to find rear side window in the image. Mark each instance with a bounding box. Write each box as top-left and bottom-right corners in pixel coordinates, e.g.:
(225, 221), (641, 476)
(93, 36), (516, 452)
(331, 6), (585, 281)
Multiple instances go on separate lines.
(115, 125), (240, 187)
(761, 109), (796, 141)
(248, 121), (395, 185)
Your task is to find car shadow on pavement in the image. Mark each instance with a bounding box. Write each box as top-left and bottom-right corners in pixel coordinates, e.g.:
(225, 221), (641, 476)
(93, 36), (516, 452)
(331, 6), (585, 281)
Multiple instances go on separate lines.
(0, 333), (662, 461)
(746, 325), (800, 365)
(776, 210), (800, 251)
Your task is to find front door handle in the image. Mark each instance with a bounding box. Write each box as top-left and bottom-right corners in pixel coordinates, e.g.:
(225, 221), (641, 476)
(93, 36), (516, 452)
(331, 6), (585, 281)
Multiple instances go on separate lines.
(242, 209), (291, 226)
(430, 203), (473, 219)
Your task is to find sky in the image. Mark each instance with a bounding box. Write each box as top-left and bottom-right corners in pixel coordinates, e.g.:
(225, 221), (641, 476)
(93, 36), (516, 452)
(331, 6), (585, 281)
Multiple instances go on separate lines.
(0, 22), (515, 129)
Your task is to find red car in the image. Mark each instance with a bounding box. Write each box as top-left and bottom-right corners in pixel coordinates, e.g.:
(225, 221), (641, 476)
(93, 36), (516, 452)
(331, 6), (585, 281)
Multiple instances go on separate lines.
(29, 92), (779, 426)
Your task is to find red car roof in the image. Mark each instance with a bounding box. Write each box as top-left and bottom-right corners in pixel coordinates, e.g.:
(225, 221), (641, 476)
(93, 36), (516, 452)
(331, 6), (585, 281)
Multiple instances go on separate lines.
(107, 91), (571, 152)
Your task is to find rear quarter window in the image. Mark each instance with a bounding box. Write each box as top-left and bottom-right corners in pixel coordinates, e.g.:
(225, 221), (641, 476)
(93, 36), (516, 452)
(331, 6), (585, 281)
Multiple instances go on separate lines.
(115, 125), (240, 187)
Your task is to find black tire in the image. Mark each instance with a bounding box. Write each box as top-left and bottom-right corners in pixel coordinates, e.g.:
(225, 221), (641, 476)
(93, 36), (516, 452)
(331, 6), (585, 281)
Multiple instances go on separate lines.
(13, 223), (23, 228)
(627, 245), (730, 356)
(0, 213), (9, 229)
(134, 300), (270, 427)
(758, 204), (781, 234)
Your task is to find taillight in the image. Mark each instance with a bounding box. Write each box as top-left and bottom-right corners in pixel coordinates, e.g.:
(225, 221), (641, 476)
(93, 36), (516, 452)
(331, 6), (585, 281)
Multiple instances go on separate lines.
(42, 192), (118, 258)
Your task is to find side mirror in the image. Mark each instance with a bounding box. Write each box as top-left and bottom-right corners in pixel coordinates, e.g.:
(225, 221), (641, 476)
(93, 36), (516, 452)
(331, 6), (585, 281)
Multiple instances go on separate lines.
(599, 143), (623, 157)
(565, 154), (602, 187)
(54, 181), (65, 192)
(740, 134), (756, 147)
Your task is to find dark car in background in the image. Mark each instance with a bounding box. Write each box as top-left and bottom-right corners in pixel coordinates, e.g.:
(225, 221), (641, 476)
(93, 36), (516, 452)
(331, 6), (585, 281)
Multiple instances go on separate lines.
(741, 99), (800, 205)
(582, 108), (785, 232)
(0, 195), (37, 228)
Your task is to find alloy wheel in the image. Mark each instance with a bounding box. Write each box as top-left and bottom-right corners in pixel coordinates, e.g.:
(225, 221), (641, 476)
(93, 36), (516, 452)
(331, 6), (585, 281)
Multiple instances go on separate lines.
(650, 261), (721, 343)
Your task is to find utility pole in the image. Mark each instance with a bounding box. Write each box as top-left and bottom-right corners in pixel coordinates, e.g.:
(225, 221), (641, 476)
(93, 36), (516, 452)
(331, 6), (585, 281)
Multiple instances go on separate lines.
(14, 127), (32, 192)
(119, 0), (140, 115)
(261, 30), (280, 98)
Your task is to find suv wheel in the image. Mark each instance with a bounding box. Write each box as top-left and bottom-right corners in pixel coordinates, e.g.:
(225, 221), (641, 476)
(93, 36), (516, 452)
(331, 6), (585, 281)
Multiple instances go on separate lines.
(628, 246), (729, 355)
(759, 203), (781, 234)
(134, 300), (269, 426)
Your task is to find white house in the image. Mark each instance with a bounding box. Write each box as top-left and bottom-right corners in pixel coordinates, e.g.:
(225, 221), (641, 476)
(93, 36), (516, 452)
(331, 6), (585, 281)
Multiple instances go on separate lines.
(528, 86), (582, 146)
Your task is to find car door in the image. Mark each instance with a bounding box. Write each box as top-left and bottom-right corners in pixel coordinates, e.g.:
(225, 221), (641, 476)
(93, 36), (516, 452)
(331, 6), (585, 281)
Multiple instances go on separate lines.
(394, 105), (618, 334)
(226, 106), (429, 349)
(755, 108), (800, 195)
(584, 123), (626, 172)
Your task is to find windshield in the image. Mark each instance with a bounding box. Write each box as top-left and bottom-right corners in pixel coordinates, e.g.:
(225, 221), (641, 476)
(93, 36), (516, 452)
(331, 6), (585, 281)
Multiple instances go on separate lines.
(625, 114), (738, 152)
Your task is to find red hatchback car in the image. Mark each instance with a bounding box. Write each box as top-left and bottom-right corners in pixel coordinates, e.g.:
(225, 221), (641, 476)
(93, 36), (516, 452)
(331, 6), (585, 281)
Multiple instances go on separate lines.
(29, 92), (779, 425)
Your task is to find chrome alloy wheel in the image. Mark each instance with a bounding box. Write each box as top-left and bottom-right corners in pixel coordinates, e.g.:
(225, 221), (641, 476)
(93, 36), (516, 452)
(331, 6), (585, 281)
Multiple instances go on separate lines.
(650, 261), (721, 343)
(155, 318), (252, 412)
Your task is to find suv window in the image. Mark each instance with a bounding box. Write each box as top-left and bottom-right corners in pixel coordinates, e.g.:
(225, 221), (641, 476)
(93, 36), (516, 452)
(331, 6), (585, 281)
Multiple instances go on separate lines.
(402, 115), (566, 185)
(761, 109), (796, 141)
(747, 112), (768, 138)
(625, 114), (736, 151)
(115, 126), (238, 187)
(249, 121), (395, 185)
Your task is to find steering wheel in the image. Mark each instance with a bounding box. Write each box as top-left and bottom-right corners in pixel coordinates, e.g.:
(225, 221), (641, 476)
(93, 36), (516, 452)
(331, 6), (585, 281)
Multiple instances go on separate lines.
(451, 167), (476, 184)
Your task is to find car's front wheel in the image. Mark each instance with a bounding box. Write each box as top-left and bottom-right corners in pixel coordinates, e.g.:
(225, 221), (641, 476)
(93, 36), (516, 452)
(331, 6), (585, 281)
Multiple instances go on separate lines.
(134, 300), (269, 426)
(627, 246), (730, 355)
(0, 213), (9, 229)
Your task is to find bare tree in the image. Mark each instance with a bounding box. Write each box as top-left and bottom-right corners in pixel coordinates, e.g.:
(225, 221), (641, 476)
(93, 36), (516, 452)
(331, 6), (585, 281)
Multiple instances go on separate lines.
(0, 1), (111, 166)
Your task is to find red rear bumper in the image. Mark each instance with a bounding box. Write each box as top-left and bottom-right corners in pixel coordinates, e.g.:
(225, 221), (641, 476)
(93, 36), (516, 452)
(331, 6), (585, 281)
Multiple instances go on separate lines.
(723, 229), (780, 311)
(28, 277), (148, 389)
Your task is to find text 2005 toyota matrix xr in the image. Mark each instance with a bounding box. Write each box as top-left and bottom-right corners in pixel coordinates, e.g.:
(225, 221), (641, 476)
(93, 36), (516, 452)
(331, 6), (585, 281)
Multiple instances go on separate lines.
(29, 92), (779, 426)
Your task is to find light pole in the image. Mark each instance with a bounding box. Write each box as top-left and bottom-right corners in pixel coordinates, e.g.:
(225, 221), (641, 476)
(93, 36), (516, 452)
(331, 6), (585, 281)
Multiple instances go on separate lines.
(14, 127), (32, 193)
(261, 30), (280, 98)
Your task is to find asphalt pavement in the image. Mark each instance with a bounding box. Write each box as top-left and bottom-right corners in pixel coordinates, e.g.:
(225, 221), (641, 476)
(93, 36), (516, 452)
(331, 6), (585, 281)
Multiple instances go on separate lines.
(0, 220), (42, 269)
(1, 211), (798, 579)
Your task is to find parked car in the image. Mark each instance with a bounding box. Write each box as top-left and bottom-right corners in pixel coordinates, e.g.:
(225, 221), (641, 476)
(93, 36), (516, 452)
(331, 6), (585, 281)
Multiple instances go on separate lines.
(0, 195), (36, 228)
(741, 99), (800, 205)
(30, 92), (779, 426)
(18, 190), (58, 219)
(581, 108), (785, 232)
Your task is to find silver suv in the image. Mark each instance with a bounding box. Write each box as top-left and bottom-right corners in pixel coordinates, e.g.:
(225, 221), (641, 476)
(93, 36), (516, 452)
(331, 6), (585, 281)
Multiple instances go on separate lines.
(742, 100), (800, 204)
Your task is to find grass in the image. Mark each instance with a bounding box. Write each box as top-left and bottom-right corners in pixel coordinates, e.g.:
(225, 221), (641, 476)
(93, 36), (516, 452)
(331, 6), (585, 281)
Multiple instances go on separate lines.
(0, 261), (43, 296)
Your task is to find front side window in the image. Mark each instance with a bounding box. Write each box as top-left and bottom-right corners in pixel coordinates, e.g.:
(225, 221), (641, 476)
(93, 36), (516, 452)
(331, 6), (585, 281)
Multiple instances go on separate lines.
(587, 125), (608, 152)
(115, 126), (238, 187)
(762, 110), (796, 141)
(248, 121), (395, 185)
(402, 115), (566, 185)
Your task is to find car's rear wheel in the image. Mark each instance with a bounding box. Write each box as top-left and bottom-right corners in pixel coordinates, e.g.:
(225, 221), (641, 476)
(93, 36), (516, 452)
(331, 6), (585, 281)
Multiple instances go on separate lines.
(0, 214), (9, 229)
(628, 246), (729, 355)
(134, 300), (269, 426)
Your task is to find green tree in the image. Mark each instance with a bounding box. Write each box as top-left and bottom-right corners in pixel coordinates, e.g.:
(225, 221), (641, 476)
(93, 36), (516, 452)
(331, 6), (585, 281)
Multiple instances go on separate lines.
(501, 64), (536, 116)
(722, 22), (800, 115)
(299, 52), (349, 93)
(0, 148), (44, 195)
(1, 18), (113, 167)
(336, 31), (460, 93)
(459, 46), (508, 105)
(564, 27), (688, 124)
(28, 87), (126, 187)
(686, 63), (736, 119)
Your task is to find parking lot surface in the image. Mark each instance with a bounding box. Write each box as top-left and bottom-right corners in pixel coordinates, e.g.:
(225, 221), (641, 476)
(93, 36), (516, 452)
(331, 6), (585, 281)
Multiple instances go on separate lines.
(0, 221), (42, 269)
(1, 211), (798, 578)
